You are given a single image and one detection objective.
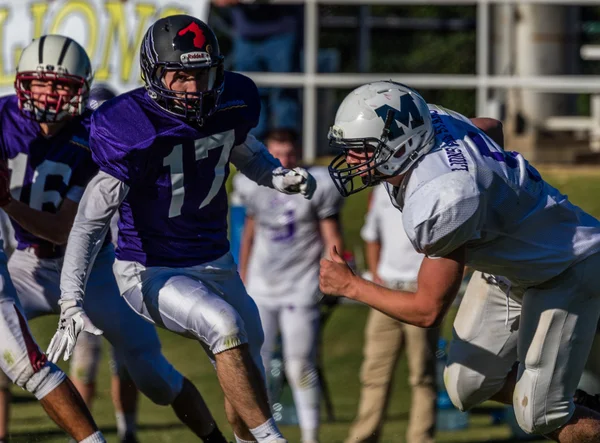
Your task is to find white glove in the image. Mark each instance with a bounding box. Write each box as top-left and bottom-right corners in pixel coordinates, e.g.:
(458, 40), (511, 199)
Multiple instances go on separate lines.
(47, 298), (103, 363)
(272, 167), (317, 200)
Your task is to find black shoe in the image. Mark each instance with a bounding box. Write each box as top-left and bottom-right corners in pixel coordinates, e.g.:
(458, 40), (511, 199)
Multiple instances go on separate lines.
(120, 434), (139, 443)
(574, 388), (600, 412)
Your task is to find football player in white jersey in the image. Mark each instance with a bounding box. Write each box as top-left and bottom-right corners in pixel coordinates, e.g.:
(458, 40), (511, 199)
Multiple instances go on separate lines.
(235, 129), (344, 443)
(320, 81), (600, 442)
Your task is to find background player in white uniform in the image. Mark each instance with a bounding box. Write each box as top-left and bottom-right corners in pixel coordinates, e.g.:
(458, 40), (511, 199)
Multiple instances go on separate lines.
(235, 129), (344, 443)
(345, 183), (438, 443)
(0, 35), (227, 443)
(320, 81), (600, 442)
(47, 15), (317, 443)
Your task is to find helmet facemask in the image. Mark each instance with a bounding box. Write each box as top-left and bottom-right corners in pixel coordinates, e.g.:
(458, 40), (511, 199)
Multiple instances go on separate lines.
(15, 70), (89, 123)
(14, 35), (93, 123)
(329, 110), (432, 197)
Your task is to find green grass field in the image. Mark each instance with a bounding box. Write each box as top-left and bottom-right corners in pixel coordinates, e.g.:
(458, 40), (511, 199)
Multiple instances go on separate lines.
(8, 166), (600, 443)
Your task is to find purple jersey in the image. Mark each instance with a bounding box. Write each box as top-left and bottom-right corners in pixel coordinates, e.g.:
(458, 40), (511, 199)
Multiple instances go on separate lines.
(0, 95), (99, 253)
(90, 72), (260, 267)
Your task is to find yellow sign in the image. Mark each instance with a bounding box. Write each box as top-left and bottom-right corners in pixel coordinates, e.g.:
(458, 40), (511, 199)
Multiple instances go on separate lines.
(0, 0), (209, 94)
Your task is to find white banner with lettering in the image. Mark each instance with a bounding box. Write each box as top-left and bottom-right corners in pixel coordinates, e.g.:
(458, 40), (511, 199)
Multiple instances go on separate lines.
(0, 0), (210, 95)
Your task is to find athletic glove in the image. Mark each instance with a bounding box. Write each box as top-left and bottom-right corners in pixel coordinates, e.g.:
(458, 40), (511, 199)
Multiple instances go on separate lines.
(47, 298), (103, 363)
(272, 167), (317, 200)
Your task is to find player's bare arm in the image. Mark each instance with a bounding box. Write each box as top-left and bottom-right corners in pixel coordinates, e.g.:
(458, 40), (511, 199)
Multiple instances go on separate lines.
(2, 196), (78, 245)
(364, 240), (384, 285)
(320, 245), (465, 328)
(471, 117), (504, 148)
(238, 214), (255, 284)
(319, 216), (344, 260)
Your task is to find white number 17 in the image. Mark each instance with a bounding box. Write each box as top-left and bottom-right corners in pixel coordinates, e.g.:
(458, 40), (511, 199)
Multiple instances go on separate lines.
(163, 130), (235, 218)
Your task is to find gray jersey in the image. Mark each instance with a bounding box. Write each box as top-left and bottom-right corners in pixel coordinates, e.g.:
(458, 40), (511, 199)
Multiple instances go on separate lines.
(235, 167), (343, 306)
(396, 105), (600, 288)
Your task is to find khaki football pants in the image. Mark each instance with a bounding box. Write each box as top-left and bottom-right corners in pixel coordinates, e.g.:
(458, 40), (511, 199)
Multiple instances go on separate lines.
(346, 283), (439, 443)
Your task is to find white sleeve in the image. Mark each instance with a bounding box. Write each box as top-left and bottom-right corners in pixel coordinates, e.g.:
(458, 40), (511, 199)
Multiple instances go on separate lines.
(229, 134), (281, 188)
(60, 171), (129, 302)
(402, 173), (482, 257)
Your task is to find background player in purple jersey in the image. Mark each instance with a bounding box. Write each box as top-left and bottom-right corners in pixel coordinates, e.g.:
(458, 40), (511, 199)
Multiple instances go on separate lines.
(0, 37), (107, 443)
(47, 15), (316, 443)
(0, 35), (227, 443)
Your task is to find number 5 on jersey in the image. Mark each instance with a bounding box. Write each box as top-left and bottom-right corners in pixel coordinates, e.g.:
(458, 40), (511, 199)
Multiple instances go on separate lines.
(163, 130), (235, 218)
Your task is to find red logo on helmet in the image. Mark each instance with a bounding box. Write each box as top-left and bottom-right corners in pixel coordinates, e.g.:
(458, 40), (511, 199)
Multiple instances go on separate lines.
(177, 22), (206, 49)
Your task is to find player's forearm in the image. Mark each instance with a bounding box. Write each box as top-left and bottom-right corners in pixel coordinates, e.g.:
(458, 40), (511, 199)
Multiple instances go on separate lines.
(238, 219), (255, 283)
(230, 135), (281, 188)
(321, 218), (344, 260)
(2, 199), (72, 245)
(471, 117), (504, 148)
(60, 172), (127, 301)
(344, 276), (443, 328)
(364, 241), (381, 279)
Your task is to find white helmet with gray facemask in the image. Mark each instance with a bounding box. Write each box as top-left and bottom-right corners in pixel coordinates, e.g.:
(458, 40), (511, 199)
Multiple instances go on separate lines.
(328, 81), (435, 196)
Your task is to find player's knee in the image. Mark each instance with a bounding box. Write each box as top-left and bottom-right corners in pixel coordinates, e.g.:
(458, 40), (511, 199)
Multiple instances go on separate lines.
(444, 363), (493, 412)
(512, 399), (571, 435)
(512, 374), (573, 435)
(122, 349), (184, 406)
(285, 358), (319, 391)
(11, 358), (66, 400)
(69, 332), (103, 384)
(195, 304), (248, 354)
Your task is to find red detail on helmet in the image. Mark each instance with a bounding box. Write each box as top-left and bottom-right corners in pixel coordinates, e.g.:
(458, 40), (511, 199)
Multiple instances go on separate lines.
(14, 72), (86, 122)
(178, 22), (206, 49)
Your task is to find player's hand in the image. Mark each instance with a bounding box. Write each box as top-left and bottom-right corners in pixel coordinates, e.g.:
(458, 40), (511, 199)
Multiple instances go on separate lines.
(273, 167), (317, 200)
(319, 245), (356, 298)
(47, 298), (103, 363)
(0, 161), (12, 207)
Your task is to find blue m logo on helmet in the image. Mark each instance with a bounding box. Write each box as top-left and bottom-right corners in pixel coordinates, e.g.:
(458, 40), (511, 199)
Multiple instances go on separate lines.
(374, 94), (425, 141)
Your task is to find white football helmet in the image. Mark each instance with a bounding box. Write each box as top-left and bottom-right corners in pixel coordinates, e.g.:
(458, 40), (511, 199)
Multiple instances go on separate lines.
(15, 35), (93, 122)
(328, 81), (435, 196)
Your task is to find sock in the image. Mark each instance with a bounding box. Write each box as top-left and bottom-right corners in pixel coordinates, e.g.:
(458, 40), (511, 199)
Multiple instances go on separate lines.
(202, 426), (227, 443)
(234, 435), (256, 443)
(294, 389), (320, 443)
(249, 418), (284, 442)
(115, 412), (136, 439)
(300, 427), (318, 443)
(79, 431), (106, 443)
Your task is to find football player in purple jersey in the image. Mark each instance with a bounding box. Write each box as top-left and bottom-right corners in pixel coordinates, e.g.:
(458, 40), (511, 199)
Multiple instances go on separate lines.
(47, 15), (316, 443)
(0, 35), (227, 443)
(0, 36), (106, 443)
